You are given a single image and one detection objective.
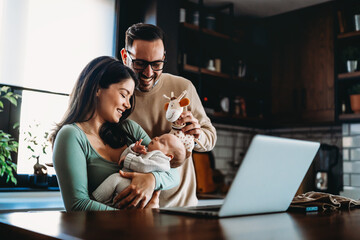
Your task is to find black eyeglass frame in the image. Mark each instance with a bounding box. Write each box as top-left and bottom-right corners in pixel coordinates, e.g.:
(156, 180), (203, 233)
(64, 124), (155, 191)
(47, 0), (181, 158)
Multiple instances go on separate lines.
(126, 50), (167, 71)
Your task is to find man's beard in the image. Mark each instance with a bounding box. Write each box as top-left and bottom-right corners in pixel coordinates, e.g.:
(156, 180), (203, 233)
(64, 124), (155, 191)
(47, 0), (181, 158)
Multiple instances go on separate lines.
(136, 72), (157, 92)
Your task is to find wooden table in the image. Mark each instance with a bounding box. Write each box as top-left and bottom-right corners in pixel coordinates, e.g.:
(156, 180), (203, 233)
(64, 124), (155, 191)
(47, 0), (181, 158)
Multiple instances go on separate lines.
(0, 209), (360, 239)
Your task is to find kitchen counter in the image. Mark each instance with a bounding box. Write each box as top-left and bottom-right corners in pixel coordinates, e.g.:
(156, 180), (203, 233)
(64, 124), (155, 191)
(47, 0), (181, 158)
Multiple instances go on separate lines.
(1, 208), (360, 239)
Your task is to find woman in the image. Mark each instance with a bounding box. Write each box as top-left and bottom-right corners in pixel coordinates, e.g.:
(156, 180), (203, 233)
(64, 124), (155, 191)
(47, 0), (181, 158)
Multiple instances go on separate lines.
(51, 56), (178, 211)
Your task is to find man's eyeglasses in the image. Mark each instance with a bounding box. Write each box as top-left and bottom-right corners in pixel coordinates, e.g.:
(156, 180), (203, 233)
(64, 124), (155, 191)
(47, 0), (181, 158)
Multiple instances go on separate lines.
(127, 50), (166, 71)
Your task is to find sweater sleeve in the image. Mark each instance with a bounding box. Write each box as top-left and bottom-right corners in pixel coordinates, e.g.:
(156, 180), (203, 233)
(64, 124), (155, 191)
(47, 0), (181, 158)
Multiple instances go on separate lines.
(152, 168), (180, 190)
(120, 143), (135, 159)
(53, 125), (117, 211)
(187, 82), (217, 152)
(123, 151), (171, 173)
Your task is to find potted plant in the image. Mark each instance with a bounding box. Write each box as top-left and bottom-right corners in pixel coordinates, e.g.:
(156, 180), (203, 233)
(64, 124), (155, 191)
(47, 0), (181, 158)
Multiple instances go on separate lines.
(341, 46), (360, 72)
(23, 122), (50, 187)
(348, 83), (360, 113)
(0, 86), (21, 184)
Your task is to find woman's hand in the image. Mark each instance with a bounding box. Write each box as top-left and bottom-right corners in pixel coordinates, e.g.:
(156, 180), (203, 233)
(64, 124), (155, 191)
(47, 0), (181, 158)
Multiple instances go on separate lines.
(112, 170), (155, 209)
(145, 190), (161, 209)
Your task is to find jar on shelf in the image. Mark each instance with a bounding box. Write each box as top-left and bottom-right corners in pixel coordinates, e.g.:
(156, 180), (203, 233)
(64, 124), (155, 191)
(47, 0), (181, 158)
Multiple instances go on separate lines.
(179, 8), (186, 23)
(234, 96), (246, 117)
(192, 11), (199, 26)
(206, 14), (216, 30)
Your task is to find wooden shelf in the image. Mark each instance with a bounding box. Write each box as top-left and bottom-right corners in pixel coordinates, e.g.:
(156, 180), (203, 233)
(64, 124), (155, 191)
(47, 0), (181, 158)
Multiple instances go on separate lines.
(183, 64), (231, 78)
(202, 28), (231, 40)
(182, 22), (199, 31)
(337, 31), (360, 39)
(339, 113), (360, 120)
(182, 64), (263, 88)
(183, 64), (199, 73)
(181, 22), (233, 41)
(201, 68), (231, 79)
(209, 114), (267, 127)
(338, 71), (360, 80)
(178, 2), (266, 127)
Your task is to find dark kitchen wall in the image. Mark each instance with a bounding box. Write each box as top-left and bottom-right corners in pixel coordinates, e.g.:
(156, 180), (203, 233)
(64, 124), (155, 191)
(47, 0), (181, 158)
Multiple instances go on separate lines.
(116, 0), (152, 58)
(265, 2), (335, 125)
(116, 0), (179, 75)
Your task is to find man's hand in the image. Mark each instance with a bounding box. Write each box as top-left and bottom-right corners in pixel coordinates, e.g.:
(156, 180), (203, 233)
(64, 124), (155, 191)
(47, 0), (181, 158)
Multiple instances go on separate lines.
(175, 111), (201, 139)
(132, 139), (147, 155)
(112, 170), (155, 209)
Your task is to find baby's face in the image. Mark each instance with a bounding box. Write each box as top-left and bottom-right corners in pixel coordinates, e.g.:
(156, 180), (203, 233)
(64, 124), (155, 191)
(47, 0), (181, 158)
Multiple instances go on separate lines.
(147, 134), (179, 154)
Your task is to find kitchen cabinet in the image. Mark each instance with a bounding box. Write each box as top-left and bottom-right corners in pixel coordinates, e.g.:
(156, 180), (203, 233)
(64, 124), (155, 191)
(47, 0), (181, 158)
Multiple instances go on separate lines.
(177, 0), (270, 127)
(269, 2), (335, 125)
(335, 0), (360, 121)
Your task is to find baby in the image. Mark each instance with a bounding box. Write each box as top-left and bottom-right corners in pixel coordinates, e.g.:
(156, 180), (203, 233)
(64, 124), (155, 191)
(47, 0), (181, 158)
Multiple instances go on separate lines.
(92, 133), (186, 206)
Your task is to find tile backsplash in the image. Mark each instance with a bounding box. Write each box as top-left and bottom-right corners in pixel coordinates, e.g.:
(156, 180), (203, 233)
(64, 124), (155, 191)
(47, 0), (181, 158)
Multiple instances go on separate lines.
(211, 124), (258, 185)
(211, 123), (343, 190)
(341, 123), (360, 199)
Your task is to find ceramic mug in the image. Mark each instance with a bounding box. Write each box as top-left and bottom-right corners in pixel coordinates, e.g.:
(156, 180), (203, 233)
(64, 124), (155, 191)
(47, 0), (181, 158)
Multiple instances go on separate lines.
(347, 60), (358, 72)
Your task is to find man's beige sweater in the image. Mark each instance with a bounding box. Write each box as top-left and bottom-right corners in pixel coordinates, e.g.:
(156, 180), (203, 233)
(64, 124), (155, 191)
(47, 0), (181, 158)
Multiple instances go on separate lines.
(129, 73), (217, 207)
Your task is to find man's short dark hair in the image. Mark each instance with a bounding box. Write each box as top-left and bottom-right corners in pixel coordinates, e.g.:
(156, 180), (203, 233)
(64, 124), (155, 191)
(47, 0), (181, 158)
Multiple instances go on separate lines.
(125, 23), (166, 49)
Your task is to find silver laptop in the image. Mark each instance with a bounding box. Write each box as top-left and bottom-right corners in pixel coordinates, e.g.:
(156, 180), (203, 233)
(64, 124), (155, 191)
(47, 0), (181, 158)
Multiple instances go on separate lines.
(159, 134), (320, 218)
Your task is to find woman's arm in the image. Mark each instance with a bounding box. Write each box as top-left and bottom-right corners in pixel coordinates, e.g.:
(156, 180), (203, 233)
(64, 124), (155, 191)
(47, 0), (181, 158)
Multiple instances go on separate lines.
(116, 120), (180, 208)
(53, 125), (117, 211)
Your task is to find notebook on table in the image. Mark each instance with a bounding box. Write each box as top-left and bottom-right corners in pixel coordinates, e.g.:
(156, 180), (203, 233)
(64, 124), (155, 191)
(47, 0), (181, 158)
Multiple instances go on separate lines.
(159, 134), (320, 218)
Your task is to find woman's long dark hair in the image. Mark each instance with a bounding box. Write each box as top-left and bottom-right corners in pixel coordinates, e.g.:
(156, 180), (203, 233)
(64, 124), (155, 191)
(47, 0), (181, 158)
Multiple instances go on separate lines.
(50, 56), (138, 148)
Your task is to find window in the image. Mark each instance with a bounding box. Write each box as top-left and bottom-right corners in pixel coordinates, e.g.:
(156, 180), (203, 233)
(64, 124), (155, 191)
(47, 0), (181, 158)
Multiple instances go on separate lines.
(0, 0), (116, 94)
(17, 90), (69, 175)
(0, 0), (117, 186)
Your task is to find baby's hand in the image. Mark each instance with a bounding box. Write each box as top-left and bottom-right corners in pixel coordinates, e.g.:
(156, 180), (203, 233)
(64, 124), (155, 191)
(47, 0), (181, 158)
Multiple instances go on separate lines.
(132, 139), (147, 155)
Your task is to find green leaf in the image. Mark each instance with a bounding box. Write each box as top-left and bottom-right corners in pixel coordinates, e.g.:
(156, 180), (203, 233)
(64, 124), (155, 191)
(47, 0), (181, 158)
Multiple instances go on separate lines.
(11, 162), (17, 170)
(13, 122), (20, 129)
(4, 91), (13, 97)
(27, 145), (35, 152)
(0, 86), (10, 93)
(6, 96), (17, 106)
(6, 164), (12, 172)
(0, 101), (3, 109)
(10, 175), (17, 185)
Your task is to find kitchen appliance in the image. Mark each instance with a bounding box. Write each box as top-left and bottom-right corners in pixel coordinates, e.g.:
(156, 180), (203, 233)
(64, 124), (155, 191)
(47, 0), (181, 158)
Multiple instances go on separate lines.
(314, 144), (342, 195)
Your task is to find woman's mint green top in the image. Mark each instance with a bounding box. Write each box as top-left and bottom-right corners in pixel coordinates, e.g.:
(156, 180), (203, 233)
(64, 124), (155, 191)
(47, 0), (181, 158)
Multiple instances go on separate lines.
(53, 120), (179, 211)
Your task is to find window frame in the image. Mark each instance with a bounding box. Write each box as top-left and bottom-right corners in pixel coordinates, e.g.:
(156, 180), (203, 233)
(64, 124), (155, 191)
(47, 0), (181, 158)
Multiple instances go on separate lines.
(0, 85), (69, 190)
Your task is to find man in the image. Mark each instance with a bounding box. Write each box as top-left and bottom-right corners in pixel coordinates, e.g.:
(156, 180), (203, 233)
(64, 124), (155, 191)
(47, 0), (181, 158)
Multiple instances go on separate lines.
(119, 23), (217, 207)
